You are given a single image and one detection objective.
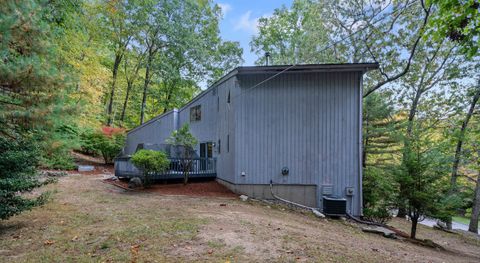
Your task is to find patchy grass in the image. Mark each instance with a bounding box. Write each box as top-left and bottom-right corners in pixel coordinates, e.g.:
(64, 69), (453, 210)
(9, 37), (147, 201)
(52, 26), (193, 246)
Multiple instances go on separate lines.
(453, 216), (479, 226)
(1, 173), (480, 262)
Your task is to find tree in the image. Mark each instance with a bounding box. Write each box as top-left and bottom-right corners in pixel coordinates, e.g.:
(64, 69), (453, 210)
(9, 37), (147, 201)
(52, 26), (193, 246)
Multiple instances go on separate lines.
(396, 130), (453, 238)
(251, 0), (335, 65)
(131, 149), (169, 186)
(137, 0), (242, 124)
(251, 0), (434, 98)
(0, 0), (68, 137)
(428, 0), (480, 57)
(451, 80), (480, 190)
(166, 124), (198, 185)
(99, 0), (143, 126)
(0, 137), (51, 220)
(362, 92), (401, 223)
(120, 48), (145, 125)
(45, 0), (111, 128)
(90, 131), (125, 164)
(393, 37), (467, 218)
(466, 141), (480, 233)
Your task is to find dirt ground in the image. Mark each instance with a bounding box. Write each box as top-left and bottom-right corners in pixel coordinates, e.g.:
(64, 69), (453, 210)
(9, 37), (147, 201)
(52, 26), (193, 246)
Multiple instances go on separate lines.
(1, 170), (480, 262)
(108, 179), (238, 198)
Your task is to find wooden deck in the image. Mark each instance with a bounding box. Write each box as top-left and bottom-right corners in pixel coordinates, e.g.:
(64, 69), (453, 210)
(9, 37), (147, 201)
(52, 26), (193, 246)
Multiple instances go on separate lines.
(114, 156), (216, 180)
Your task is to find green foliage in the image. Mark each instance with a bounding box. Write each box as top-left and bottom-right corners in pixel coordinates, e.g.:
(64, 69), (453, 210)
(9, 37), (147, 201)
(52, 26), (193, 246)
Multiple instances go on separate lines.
(97, 0), (243, 126)
(396, 133), (460, 238)
(251, 0), (335, 65)
(363, 92), (402, 167)
(131, 149), (170, 186)
(79, 129), (99, 156)
(363, 167), (396, 223)
(166, 124), (197, 184)
(428, 0), (480, 57)
(362, 92), (400, 223)
(166, 124), (198, 150)
(0, 0), (69, 136)
(0, 137), (51, 220)
(86, 132), (125, 164)
(40, 148), (76, 170)
(39, 124), (80, 170)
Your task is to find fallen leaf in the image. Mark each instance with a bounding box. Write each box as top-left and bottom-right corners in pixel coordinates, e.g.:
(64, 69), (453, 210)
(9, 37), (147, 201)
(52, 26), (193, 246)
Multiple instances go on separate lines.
(44, 240), (55, 245)
(219, 204), (227, 206)
(207, 249), (213, 254)
(71, 236), (78, 241)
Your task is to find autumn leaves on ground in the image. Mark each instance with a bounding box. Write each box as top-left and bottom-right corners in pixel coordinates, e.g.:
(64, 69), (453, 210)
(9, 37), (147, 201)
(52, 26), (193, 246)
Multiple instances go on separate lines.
(1, 171), (479, 263)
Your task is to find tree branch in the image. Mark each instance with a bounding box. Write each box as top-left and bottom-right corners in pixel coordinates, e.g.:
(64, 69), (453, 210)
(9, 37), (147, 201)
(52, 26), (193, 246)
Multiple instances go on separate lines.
(363, 2), (432, 98)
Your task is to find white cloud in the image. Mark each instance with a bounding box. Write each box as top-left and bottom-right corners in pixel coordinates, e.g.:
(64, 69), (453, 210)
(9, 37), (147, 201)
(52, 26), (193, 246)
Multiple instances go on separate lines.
(234, 11), (260, 34)
(218, 3), (232, 17)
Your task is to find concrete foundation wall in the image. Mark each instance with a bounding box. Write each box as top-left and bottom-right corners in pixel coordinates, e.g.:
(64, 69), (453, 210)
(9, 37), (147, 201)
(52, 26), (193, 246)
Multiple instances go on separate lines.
(217, 178), (317, 208)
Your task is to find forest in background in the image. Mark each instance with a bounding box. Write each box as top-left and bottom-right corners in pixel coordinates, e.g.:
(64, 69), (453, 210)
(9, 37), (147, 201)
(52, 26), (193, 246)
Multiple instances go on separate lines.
(1, 0), (479, 236)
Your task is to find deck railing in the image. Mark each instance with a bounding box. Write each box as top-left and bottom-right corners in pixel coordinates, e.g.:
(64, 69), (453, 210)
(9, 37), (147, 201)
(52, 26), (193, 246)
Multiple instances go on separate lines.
(114, 156), (217, 180)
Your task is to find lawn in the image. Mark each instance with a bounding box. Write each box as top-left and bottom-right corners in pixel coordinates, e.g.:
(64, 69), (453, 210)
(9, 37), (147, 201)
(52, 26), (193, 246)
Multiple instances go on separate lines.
(1, 171), (480, 262)
(453, 216), (479, 226)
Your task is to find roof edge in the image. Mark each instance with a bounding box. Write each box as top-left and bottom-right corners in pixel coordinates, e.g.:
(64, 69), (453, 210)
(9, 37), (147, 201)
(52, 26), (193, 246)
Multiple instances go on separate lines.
(237, 63), (379, 74)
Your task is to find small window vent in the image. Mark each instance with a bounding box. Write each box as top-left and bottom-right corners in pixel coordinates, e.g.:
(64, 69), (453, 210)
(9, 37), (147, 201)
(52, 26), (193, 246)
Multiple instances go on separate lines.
(322, 185), (333, 195)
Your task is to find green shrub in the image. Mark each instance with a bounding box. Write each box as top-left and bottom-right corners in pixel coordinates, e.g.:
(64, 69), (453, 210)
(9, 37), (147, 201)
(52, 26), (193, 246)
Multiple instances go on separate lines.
(87, 132), (125, 164)
(131, 150), (170, 186)
(0, 137), (51, 220)
(79, 129), (99, 156)
(39, 124), (80, 170)
(363, 166), (396, 223)
(166, 124), (198, 185)
(41, 148), (76, 170)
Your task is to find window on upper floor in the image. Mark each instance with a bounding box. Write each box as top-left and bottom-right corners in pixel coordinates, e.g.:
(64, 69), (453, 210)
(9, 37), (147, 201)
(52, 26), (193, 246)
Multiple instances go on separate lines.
(190, 105), (201, 122)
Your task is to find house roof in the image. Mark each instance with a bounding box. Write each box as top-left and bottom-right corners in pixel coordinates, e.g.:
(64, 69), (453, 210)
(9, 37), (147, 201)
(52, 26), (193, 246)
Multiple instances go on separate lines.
(237, 63), (379, 74)
(209, 63), (379, 89)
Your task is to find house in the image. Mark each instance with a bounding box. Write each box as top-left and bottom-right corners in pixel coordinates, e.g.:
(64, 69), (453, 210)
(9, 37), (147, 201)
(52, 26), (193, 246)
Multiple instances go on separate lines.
(115, 63), (379, 216)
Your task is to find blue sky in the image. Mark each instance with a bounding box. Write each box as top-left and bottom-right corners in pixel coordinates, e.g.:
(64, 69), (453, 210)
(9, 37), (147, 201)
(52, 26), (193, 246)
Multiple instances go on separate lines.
(216, 0), (293, 66)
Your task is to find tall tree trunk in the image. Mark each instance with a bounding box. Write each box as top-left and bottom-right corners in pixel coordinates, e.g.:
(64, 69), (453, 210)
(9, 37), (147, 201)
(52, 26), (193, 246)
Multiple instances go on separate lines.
(447, 82), (480, 229)
(120, 81), (132, 124)
(107, 54), (122, 126)
(140, 49), (153, 125)
(451, 82), (480, 187)
(469, 172), (480, 233)
(410, 213), (418, 239)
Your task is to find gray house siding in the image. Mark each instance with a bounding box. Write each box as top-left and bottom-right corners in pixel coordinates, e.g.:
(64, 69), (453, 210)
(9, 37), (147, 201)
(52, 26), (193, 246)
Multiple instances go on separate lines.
(233, 72), (362, 215)
(215, 76), (237, 183)
(177, 87), (218, 153)
(124, 110), (177, 155)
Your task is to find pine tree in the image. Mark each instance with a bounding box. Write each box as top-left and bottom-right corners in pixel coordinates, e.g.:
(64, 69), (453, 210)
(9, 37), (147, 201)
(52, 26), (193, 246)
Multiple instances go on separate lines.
(362, 92), (401, 222)
(0, 0), (67, 219)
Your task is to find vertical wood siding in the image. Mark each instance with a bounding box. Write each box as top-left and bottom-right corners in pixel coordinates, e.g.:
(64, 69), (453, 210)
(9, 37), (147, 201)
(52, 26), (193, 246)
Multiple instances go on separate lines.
(125, 111), (177, 155)
(234, 71), (362, 214)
